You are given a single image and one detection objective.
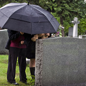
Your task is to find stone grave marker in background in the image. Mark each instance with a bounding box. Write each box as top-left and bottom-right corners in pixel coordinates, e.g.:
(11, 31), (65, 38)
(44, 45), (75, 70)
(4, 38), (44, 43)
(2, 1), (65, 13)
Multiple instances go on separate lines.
(68, 27), (73, 37)
(0, 29), (9, 54)
(71, 17), (80, 38)
(35, 37), (86, 86)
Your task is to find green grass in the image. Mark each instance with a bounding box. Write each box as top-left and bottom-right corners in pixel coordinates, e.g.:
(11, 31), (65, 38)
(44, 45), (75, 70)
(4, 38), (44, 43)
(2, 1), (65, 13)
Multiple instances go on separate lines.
(0, 55), (35, 86)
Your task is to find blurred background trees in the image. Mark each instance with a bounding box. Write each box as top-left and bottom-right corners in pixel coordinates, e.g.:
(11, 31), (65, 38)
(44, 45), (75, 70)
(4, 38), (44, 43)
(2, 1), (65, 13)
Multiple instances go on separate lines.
(0, 0), (86, 36)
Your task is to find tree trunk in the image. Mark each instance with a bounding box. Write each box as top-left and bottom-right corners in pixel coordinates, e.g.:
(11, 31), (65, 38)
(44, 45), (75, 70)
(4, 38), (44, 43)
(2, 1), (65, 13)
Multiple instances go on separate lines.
(60, 16), (65, 37)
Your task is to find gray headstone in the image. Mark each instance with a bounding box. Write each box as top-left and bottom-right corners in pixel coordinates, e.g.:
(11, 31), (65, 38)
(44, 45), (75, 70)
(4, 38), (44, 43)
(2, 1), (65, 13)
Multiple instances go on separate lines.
(71, 17), (80, 37)
(0, 30), (9, 54)
(68, 27), (73, 37)
(35, 37), (86, 86)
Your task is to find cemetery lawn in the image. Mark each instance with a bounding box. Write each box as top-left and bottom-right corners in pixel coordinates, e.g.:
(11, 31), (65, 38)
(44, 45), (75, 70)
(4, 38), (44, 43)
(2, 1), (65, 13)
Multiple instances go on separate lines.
(0, 55), (35, 86)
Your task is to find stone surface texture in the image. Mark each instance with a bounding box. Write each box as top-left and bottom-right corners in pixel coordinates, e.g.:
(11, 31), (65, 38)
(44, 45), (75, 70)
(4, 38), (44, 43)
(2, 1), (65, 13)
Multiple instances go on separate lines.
(35, 37), (86, 86)
(0, 30), (8, 54)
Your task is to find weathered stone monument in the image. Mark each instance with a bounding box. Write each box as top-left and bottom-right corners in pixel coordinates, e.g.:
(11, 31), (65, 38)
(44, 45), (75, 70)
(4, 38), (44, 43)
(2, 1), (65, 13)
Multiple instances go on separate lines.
(68, 27), (73, 37)
(71, 17), (80, 38)
(0, 29), (9, 54)
(35, 37), (86, 86)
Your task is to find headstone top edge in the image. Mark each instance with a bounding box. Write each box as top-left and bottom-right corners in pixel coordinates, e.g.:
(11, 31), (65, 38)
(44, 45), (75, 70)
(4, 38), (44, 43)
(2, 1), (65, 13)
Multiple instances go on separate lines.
(36, 37), (85, 42)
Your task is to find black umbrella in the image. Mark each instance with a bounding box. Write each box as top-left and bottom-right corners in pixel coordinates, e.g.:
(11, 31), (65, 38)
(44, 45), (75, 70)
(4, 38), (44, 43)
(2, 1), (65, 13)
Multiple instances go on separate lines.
(0, 2), (59, 34)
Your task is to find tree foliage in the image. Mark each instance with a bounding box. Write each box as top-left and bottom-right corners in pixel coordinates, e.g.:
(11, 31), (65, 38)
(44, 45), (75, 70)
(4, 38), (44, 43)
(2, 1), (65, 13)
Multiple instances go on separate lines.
(79, 18), (86, 35)
(29, 0), (86, 36)
(38, 0), (86, 35)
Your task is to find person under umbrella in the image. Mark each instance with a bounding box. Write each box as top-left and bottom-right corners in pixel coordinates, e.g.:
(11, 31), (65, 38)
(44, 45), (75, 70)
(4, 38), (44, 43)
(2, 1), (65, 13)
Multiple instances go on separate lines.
(26, 33), (50, 79)
(5, 29), (29, 85)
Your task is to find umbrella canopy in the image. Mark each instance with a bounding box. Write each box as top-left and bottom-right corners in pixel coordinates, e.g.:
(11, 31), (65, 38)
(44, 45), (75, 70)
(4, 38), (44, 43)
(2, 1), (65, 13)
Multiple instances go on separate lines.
(0, 3), (59, 34)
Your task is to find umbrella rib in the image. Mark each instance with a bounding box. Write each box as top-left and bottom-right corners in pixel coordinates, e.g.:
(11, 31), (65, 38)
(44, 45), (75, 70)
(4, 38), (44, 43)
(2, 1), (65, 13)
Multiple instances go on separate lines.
(0, 10), (9, 18)
(9, 17), (31, 23)
(30, 5), (55, 31)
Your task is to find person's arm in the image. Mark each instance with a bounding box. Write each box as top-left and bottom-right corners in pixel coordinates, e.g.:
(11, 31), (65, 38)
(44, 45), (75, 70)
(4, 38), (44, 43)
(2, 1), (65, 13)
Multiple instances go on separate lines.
(23, 33), (32, 45)
(38, 33), (50, 39)
(31, 34), (38, 42)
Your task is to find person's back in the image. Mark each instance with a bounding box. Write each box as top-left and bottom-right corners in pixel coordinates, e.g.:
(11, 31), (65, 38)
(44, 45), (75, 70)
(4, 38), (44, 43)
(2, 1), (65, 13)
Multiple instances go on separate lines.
(26, 33), (51, 79)
(6, 30), (28, 85)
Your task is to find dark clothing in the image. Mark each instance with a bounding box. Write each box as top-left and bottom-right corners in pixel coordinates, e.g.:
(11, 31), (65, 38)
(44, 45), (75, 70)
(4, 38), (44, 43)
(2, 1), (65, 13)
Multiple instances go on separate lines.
(30, 67), (35, 79)
(5, 30), (30, 50)
(7, 47), (27, 83)
(26, 35), (36, 59)
(10, 35), (26, 48)
(6, 30), (30, 83)
(26, 34), (51, 59)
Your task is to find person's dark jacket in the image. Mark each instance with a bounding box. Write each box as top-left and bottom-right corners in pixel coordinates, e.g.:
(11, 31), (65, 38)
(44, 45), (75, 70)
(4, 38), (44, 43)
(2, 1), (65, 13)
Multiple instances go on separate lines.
(5, 30), (31, 50)
(26, 34), (51, 59)
(26, 35), (35, 59)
